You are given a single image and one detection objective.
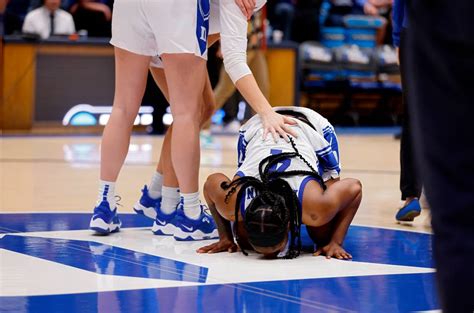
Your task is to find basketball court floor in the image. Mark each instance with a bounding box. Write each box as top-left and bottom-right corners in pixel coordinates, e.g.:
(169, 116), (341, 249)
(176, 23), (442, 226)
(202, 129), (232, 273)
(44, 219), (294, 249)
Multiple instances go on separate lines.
(0, 131), (439, 312)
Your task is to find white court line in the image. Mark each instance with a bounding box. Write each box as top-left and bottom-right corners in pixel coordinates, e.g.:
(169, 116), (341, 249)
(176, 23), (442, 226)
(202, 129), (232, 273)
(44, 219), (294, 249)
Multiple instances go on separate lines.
(352, 222), (433, 235)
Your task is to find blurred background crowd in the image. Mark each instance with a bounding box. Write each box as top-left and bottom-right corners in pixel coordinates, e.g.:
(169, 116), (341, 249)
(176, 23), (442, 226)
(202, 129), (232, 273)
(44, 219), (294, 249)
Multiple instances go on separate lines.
(1, 0), (401, 135)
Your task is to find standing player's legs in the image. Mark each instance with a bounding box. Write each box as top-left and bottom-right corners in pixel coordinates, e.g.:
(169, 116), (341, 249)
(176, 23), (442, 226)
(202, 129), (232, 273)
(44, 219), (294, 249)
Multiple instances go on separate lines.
(133, 67), (181, 223)
(160, 53), (218, 240)
(135, 66), (216, 236)
(90, 47), (151, 234)
(161, 54), (206, 194)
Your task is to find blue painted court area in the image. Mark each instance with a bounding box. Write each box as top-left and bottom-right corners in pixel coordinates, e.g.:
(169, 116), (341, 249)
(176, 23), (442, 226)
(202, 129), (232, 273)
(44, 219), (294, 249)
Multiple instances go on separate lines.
(0, 213), (439, 312)
(0, 273), (438, 313)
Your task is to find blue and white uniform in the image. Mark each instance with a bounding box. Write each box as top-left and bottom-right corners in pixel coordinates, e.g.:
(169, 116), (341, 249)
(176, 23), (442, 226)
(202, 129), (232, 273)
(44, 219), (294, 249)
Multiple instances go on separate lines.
(236, 107), (341, 217)
(111, 0), (210, 59)
(150, 0), (266, 84)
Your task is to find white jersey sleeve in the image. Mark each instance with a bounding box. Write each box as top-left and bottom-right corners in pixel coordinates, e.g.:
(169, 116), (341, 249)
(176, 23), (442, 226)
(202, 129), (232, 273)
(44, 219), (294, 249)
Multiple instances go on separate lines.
(236, 114), (262, 167)
(303, 124), (340, 181)
(274, 106), (341, 180)
(218, 0), (266, 83)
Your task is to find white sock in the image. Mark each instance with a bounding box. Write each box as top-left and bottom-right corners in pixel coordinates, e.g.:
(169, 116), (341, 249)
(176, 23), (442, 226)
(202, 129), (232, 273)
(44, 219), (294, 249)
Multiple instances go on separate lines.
(148, 172), (163, 199)
(161, 186), (180, 215)
(97, 180), (116, 209)
(182, 192), (201, 220)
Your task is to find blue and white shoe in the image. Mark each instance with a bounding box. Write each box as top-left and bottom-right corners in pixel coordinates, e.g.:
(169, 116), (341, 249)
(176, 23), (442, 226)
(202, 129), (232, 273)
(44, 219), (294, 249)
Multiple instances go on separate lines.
(152, 208), (178, 236)
(396, 199), (422, 222)
(133, 185), (160, 220)
(173, 202), (218, 241)
(90, 200), (122, 234)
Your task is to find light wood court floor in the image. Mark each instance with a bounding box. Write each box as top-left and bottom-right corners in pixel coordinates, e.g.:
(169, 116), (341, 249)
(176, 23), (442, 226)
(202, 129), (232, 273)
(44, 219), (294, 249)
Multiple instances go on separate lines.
(0, 133), (431, 233)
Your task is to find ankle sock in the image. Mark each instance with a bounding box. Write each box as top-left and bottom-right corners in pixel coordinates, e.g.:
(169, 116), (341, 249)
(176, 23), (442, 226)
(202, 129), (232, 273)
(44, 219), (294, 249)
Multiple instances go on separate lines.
(97, 180), (116, 209)
(161, 186), (180, 214)
(181, 192), (201, 220)
(148, 172), (163, 199)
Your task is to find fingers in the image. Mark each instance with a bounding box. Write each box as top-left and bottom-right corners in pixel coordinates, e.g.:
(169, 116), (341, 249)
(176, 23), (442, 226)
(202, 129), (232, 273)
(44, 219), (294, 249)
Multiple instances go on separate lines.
(243, 0), (255, 19)
(313, 249), (322, 256)
(209, 246), (225, 254)
(270, 128), (279, 143)
(276, 127), (290, 143)
(235, 0), (247, 18)
(235, 0), (252, 19)
(197, 244), (215, 253)
(281, 124), (298, 138)
(283, 116), (297, 125)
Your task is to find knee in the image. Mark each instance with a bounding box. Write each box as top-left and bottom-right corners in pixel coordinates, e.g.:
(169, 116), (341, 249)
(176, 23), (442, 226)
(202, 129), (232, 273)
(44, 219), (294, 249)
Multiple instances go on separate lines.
(110, 106), (138, 125)
(204, 173), (224, 198)
(351, 179), (363, 197)
(172, 110), (200, 127)
(201, 100), (215, 124)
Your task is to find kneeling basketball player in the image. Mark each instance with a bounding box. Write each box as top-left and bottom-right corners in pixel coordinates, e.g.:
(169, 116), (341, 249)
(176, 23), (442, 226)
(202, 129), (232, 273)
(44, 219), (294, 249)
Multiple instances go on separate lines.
(198, 107), (362, 259)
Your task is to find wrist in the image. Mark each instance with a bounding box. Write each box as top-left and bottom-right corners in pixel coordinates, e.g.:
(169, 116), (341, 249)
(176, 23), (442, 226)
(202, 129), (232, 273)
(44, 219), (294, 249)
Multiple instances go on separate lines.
(257, 106), (273, 116)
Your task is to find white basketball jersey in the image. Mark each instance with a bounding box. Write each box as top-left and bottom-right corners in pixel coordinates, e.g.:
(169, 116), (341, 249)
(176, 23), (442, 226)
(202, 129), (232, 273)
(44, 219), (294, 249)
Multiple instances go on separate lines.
(235, 107), (341, 216)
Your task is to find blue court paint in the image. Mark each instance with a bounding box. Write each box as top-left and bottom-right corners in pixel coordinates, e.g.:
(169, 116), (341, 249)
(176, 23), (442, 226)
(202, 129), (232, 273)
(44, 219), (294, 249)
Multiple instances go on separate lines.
(0, 213), (433, 268)
(0, 273), (438, 313)
(0, 213), (439, 312)
(0, 235), (207, 283)
(301, 226), (433, 268)
(0, 213), (151, 233)
(334, 127), (401, 136)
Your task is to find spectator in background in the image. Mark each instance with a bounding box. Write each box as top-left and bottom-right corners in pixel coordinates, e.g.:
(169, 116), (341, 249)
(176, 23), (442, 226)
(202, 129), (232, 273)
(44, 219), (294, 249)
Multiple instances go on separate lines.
(22, 0), (75, 39)
(70, 0), (112, 37)
(2, 0), (29, 35)
(325, 0), (391, 26)
(0, 0), (5, 36)
(268, 0), (295, 41)
(268, 0), (322, 43)
(325, 0), (392, 45)
(392, 0), (422, 222)
(29, 0), (77, 11)
(325, 0), (366, 26)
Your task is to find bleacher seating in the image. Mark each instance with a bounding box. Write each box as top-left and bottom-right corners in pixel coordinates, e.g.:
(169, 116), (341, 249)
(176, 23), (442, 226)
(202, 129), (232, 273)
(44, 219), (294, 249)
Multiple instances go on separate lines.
(300, 14), (402, 125)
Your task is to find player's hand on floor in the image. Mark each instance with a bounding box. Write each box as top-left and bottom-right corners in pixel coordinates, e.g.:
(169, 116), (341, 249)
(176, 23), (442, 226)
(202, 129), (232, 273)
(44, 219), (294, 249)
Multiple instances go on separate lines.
(260, 110), (298, 143)
(197, 238), (238, 254)
(313, 242), (352, 260)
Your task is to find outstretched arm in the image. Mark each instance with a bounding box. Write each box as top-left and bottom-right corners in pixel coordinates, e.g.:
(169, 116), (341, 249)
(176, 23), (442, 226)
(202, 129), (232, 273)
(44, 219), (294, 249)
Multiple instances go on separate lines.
(304, 178), (362, 259)
(219, 0), (297, 141)
(197, 173), (240, 254)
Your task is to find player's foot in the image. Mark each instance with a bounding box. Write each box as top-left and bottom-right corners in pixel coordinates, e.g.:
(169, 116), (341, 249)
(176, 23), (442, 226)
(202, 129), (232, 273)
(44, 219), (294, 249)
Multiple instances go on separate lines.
(133, 185), (160, 220)
(173, 202), (218, 241)
(90, 200), (122, 234)
(152, 207), (178, 236)
(396, 198), (421, 222)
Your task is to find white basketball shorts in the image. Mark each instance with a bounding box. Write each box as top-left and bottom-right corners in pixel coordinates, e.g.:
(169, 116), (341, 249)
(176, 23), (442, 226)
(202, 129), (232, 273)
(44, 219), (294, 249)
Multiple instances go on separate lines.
(111, 0), (210, 61)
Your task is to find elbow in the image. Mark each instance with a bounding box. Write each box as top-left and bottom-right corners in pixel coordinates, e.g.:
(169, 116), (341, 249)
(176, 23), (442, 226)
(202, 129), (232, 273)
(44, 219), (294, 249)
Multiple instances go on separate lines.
(223, 52), (251, 84)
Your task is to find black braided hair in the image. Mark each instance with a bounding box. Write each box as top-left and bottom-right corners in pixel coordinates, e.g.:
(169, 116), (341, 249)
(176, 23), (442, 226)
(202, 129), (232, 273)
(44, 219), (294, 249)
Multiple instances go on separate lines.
(222, 136), (325, 259)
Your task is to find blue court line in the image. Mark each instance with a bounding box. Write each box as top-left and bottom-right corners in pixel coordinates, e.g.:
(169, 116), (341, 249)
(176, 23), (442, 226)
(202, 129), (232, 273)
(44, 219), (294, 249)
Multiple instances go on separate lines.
(0, 273), (439, 313)
(0, 213), (152, 233)
(335, 126), (401, 135)
(0, 213), (433, 269)
(0, 235), (207, 283)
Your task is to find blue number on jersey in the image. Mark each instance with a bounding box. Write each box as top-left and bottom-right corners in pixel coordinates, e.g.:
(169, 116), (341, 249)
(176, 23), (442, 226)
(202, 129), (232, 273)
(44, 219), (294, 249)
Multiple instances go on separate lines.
(269, 149), (291, 173)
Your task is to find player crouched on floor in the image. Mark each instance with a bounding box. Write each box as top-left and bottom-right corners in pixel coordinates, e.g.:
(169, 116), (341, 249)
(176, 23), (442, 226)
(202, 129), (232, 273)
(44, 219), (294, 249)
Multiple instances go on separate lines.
(198, 107), (362, 259)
